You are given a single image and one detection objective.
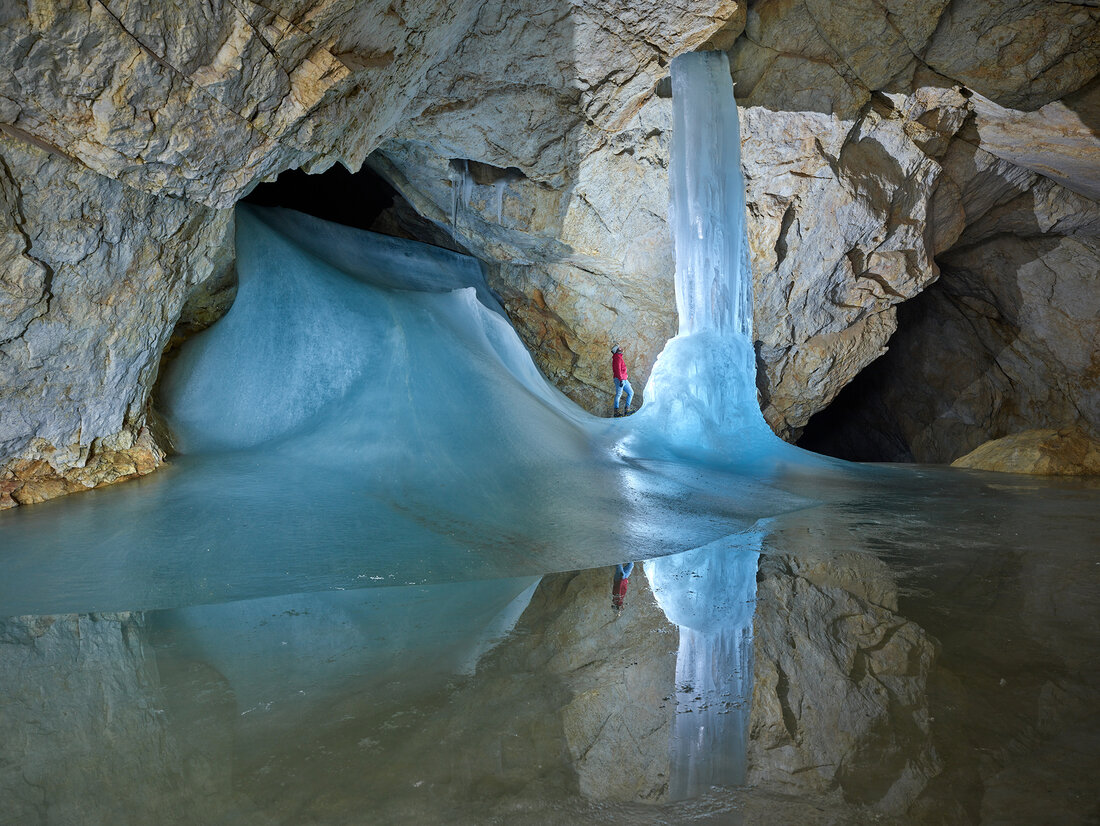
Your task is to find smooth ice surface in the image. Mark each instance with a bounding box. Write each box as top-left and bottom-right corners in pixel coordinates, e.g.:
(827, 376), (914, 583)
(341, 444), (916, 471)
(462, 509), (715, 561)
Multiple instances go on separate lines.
(150, 576), (540, 726)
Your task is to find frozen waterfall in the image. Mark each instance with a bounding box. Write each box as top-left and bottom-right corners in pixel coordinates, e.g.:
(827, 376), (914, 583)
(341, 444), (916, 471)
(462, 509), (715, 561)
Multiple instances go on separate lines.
(642, 51), (765, 798)
(668, 51), (753, 338)
(632, 51), (776, 461)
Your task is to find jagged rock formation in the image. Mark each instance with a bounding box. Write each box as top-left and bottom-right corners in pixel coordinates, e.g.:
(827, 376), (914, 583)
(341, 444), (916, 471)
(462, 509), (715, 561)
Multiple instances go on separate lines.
(1, 0), (1098, 506)
(732, 2), (1100, 449)
(0, 136), (231, 507)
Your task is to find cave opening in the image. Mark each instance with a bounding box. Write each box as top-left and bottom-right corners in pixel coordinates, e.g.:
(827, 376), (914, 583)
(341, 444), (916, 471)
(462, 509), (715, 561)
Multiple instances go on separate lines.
(242, 163), (398, 232)
(796, 293), (930, 464)
(241, 160), (466, 255)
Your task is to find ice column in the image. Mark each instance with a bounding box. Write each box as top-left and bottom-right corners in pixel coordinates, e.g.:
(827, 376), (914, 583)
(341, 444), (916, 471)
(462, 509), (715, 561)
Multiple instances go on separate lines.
(638, 51), (771, 456)
(669, 50), (752, 338)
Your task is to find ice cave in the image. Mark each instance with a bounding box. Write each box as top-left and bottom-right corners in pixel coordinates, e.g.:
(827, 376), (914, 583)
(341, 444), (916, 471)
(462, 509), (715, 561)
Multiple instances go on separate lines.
(2, 6), (1099, 826)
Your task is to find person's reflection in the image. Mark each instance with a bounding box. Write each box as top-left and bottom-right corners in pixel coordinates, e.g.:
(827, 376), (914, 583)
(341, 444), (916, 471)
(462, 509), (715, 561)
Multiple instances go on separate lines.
(611, 562), (634, 612)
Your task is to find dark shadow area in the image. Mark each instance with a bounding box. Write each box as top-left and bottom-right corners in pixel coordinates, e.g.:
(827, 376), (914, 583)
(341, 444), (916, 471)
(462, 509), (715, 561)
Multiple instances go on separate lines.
(242, 164), (398, 232)
(448, 158), (526, 186)
(795, 339), (916, 464)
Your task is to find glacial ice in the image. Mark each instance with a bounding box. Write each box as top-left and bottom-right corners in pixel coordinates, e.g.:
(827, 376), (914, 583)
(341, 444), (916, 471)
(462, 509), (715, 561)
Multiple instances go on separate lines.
(0, 50), (838, 617)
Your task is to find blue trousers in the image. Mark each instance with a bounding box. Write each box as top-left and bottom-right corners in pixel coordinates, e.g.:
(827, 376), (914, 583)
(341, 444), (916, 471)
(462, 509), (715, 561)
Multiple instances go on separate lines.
(614, 378), (634, 409)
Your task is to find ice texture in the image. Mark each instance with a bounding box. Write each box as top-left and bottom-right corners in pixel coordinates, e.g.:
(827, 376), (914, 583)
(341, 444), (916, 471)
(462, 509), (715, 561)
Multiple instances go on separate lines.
(627, 52), (777, 462)
(668, 51), (752, 340)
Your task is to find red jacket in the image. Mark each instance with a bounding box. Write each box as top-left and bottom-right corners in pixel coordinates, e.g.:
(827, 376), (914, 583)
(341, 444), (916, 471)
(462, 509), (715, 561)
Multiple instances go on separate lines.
(612, 351), (628, 380)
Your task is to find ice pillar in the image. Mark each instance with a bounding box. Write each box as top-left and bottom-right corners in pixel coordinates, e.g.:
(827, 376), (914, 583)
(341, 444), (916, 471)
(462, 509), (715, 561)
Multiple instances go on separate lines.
(669, 50), (752, 338)
(637, 51), (771, 456)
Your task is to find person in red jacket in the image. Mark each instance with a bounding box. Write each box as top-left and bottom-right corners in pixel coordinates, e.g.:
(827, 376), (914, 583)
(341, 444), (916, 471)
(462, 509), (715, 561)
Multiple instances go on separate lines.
(611, 344), (634, 416)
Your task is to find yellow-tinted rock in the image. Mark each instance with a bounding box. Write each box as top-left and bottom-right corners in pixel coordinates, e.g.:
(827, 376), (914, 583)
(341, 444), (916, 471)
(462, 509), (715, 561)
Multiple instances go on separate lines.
(1, 428), (165, 509)
(951, 428), (1100, 476)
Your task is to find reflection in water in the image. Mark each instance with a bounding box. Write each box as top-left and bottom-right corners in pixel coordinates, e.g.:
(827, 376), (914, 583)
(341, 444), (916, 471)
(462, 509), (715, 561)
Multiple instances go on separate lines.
(647, 535), (761, 799)
(611, 561), (634, 612)
(2, 484), (1099, 826)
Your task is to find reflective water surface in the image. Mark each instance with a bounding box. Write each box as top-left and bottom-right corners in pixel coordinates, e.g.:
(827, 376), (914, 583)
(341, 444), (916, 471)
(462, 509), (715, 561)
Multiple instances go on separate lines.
(3, 186), (1098, 824)
(3, 469), (1097, 826)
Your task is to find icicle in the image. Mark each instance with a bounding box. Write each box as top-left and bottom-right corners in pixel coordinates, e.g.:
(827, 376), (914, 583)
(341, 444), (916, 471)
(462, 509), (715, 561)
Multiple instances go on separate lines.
(450, 159), (474, 229)
(493, 179), (506, 224)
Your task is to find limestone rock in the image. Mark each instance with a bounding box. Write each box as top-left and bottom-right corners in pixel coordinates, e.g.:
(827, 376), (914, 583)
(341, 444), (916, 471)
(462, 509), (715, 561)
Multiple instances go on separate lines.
(969, 82), (1100, 203)
(727, 0), (1099, 444)
(951, 428), (1100, 476)
(748, 552), (939, 814)
(741, 91), (961, 438)
(0, 427), (164, 509)
(0, 0), (496, 207)
(0, 136), (232, 507)
(2, 0), (1100, 501)
(366, 0), (744, 412)
(802, 171), (1100, 463)
(922, 0), (1100, 111)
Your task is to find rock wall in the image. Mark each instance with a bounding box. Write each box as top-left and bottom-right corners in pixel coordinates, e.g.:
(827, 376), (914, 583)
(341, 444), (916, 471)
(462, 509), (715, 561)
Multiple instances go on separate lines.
(800, 122), (1100, 463)
(0, 136), (231, 507)
(0, 0), (489, 506)
(372, 0), (1100, 449)
(2, 0), (1098, 507)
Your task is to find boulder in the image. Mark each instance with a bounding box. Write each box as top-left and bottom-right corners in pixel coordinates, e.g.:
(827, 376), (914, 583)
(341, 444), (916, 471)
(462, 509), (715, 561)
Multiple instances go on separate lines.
(951, 428), (1100, 476)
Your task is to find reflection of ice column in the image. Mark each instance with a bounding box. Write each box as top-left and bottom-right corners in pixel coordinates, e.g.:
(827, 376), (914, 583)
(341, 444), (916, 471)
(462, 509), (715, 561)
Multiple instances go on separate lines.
(646, 533), (761, 799)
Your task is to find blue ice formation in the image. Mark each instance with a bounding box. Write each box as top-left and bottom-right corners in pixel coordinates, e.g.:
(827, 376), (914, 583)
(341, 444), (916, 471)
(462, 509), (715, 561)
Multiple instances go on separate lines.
(0, 51), (817, 617)
(0, 202), (813, 615)
(630, 50), (778, 462)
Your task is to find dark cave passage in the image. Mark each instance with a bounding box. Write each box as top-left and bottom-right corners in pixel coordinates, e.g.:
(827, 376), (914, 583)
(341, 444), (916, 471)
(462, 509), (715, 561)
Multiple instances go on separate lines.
(795, 354), (916, 463)
(241, 160), (468, 255)
(242, 163), (398, 232)
(796, 293), (931, 464)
